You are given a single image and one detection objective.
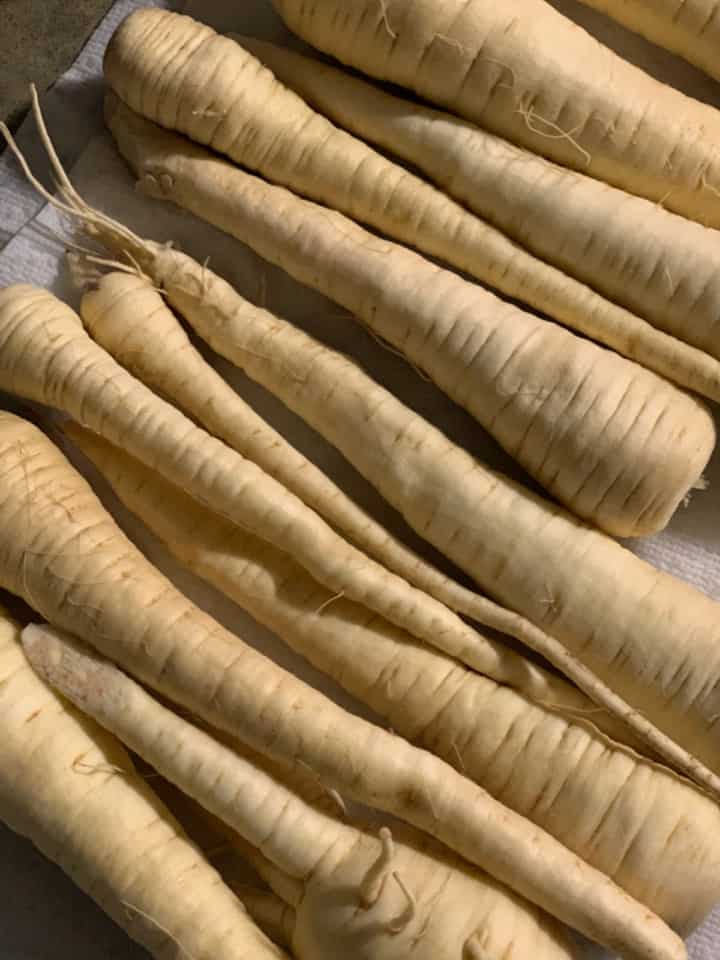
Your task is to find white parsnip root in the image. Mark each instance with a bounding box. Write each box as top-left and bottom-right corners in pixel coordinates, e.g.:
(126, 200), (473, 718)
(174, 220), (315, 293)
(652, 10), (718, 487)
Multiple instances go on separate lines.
(0, 282), (500, 676)
(38, 177), (720, 801)
(0, 412), (686, 960)
(95, 10), (720, 405)
(69, 262), (489, 622)
(68, 422), (720, 935)
(0, 609), (284, 960)
(7, 94), (717, 801)
(23, 624), (580, 960)
(241, 36), (720, 381)
(272, 0), (720, 228)
(76, 268), (587, 710)
(100, 89), (715, 539)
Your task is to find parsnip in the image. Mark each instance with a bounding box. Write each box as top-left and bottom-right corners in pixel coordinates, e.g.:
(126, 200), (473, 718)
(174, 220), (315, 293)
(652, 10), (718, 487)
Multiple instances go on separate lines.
(73, 265), (545, 696)
(99, 13), (716, 536)
(97, 10), (720, 404)
(99, 97), (715, 540)
(0, 282), (496, 672)
(0, 411), (685, 960)
(576, 0), (720, 82)
(0, 609), (283, 960)
(24, 624), (580, 960)
(272, 0), (720, 228)
(67, 421), (720, 936)
(64, 233), (720, 797)
(240, 36), (720, 375)
(53, 103), (720, 795)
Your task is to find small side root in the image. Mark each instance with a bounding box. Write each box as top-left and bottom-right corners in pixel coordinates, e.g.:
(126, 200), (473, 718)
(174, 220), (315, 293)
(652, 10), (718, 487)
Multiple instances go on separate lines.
(121, 901), (198, 960)
(387, 871), (416, 934)
(359, 826), (395, 908)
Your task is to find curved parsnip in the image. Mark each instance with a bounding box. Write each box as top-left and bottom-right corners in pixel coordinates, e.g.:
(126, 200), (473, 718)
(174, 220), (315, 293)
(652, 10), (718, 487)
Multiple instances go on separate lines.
(0, 412), (685, 960)
(0, 611), (283, 960)
(61, 237), (720, 794)
(0, 283), (496, 672)
(67, 422), (720, 935)
(24, 625), (579, 960)
(272, 0), (720, 228)
(101, 14), (716, 537)
(78, 269), (590, 710)
(241, 36), (720, 377)
(102, 95), (716, 539)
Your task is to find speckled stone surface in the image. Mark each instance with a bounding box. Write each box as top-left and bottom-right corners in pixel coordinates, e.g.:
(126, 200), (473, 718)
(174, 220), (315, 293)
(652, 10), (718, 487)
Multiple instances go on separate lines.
(0, 0), (114, 129)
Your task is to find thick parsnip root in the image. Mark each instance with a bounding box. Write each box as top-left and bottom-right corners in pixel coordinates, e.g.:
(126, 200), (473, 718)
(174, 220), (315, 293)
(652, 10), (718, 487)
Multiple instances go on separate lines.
(24, 625), (579, 960)
(272, 0), (720, 228)
(0, 610), (284, 960)
(68, 423), (720, 935)
(241, 36), (720, 378)
(46, 169), (720, 798)
(0, 412), (685, 960)
(97, 12), (720, 405)
(0, 283), (497, 673)
(77, 269), (596, 712)
(576, 0), (720, 82)
(12, 91), (715, 795)
(76, 267), (546, 694)
(102, 93), (716, 538)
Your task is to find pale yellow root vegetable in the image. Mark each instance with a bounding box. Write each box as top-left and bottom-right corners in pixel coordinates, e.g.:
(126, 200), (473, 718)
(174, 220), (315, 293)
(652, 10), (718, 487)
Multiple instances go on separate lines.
(62, 228), (720, 799)
(241, 36), (720, 374)
(0, 609), (284, 960)
(67, 422), (720, 935)
(73, 266), (550, 697)
(0, 283), (497, 672)
(272, 0), (720, 228)
(575, 0), (720, 82)
(40, 101), (720, 795)
(24, 624), (581, 960)
(97, 11), (720, 406)
(100, 93), (716, 538)
(0, 412), (685, 960)
(77, 268), (605, 712)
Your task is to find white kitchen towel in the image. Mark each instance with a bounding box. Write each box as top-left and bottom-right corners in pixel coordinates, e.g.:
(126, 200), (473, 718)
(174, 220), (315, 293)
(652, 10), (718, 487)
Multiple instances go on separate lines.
(0, 1), (719, 958)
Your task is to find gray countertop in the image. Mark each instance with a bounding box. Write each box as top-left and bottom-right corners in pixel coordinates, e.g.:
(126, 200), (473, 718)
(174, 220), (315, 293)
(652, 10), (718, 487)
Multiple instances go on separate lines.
(0, 0), (114, 129)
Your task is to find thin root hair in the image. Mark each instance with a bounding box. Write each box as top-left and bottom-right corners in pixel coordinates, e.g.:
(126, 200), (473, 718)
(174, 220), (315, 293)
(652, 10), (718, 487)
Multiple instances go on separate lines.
(387, 871), (417, 934)
(314, 590), (345, 615)
(515, 102), (591, 168)
(72, 757), (129, 777)
(378, 0), (398, 39)
(120, 901), (198, 960)
(359, 826), (395, 907)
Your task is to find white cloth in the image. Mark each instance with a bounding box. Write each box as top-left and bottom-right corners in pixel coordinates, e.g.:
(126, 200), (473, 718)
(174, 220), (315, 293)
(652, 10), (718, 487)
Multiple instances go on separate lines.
(0, 1), (719, 958)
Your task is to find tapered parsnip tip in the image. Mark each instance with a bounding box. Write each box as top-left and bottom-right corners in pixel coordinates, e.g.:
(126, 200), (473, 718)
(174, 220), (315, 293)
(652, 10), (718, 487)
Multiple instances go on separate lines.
(21, 623), (123, 716)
